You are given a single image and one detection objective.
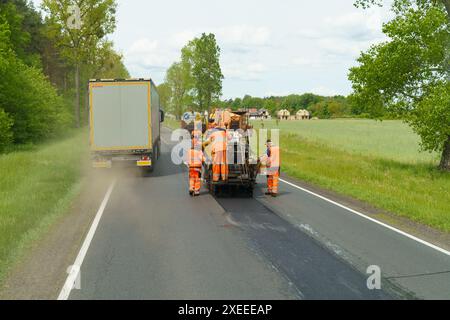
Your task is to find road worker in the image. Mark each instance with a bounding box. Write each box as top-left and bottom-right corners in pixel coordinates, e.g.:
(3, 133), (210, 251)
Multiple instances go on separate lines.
(192, 120), (203, 143)
(187, 137), (205, 196)
(265, 139), (280, 197)
(203, 124), (228, 182)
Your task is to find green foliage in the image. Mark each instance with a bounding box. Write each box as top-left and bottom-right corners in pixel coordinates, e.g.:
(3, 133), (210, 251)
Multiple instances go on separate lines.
(165, 61), (193, 119)
(349, 0), (450, 168)
(309, 96), (350, 119)
(0, 54), (72, 143)
(280, 93), (321, 113)
(406, 82), (450, 153)
(42, 0), (117, 65)
(42, 0), (119, 126)
(181, 33), (224, 111)
(157, 82), (171, 110)
(90, 40), (129, 79)
(0, 5), (72, 145)
(0, 108), (13, 150)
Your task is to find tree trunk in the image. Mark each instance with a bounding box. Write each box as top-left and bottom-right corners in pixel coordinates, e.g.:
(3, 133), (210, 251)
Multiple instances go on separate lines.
(74, 63), (80, 128)
(439, 135), (450, 171)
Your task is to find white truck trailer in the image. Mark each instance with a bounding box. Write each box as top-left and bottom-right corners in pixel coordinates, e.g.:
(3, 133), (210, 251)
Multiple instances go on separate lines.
(89, 79), (164, 172)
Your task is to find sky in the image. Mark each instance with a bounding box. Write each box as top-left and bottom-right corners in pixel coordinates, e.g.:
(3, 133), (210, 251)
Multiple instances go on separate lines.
(31, 0), (393, 99)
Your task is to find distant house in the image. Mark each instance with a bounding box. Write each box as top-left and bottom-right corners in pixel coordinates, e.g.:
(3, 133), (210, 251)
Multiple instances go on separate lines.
(249, 108), (271, 120)
(296, 109), (310, 120)
(277, 109), (290, 120)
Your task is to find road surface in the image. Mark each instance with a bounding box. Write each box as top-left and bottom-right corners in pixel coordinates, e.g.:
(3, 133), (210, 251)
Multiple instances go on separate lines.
(67, 127), (450, 300)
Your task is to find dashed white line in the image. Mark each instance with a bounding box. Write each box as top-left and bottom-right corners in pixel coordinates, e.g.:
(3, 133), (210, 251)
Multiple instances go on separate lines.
(57, 179), (117, 300)
(279, 178), (450, 257)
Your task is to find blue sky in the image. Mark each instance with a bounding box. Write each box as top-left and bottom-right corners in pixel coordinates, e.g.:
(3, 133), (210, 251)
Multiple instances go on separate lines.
(31, 0), (392, 99)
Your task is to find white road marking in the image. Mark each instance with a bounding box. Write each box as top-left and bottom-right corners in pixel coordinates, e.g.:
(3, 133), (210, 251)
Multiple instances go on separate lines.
(279, 178), (450, 257)
(57, 179), (117, 300)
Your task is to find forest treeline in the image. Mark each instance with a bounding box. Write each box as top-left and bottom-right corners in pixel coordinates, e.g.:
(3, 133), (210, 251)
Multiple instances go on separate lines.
(0, 0), (128, 151)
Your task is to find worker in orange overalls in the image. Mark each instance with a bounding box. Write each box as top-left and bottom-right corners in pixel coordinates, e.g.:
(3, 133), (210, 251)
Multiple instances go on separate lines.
(192, 120), (203, 143)
(187, 135), (205, 196)
(265, 139), (280, 197)
(203, 125), (228, 182)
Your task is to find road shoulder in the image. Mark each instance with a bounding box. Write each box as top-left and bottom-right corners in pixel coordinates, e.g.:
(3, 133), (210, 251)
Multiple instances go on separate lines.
(278, 173), (450, 252)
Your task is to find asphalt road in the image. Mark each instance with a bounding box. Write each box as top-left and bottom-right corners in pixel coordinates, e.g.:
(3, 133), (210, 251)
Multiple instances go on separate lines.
(68, 128), (450, 300)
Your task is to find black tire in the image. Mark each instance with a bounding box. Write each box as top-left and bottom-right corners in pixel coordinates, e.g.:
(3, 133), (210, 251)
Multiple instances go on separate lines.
(158, 140), (161, 158)
(141, 166), (153, 177)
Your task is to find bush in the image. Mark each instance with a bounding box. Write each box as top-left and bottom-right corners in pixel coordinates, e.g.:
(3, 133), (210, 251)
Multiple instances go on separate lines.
(0, 108), (13, 150)
(0, 16), (72, 145)
(0, 49), (72, 144)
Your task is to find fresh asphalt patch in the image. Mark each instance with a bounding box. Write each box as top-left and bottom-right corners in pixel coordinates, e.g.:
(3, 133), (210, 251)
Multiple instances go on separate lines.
(214, 192), (394, 300)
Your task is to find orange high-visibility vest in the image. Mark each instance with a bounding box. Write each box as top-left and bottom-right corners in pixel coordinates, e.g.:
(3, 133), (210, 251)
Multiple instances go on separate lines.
(192, 129), (202, 140)
(188, 149), (204, 167)
(211, 129), (227, 153)
(268, 146), (280, 169)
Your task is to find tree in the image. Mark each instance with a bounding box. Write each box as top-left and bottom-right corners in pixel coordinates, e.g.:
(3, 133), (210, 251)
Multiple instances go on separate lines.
(90, 40), (129, 79)
(182, 33), (223, 112)
(0, 108), (13, 151)
(349, 0), (450, 170)
(166, 61), (193, 119)
(157, 82), (171, 111)
(42, 0), (117, 127)
(0, 4), (71, 144)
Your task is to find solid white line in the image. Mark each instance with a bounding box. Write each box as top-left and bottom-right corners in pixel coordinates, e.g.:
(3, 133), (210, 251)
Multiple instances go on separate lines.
(279, 178), (450, 257)
(57, 179), (117, 300)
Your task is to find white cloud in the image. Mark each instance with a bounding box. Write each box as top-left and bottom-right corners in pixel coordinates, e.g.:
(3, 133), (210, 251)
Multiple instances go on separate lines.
(170, 25), (270, 50)
(216, 25), (270, 47)
(170, 30), (199, 48)
(292, 56), (327, 68)
(223, 62), (267, 81)
(296, 8), (389, 60)
(126, 38), (176, 70)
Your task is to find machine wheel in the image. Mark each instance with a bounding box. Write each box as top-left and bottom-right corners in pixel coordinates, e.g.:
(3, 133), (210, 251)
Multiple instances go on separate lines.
(246, 185), (254, 197)
(157, 140), (161, 159)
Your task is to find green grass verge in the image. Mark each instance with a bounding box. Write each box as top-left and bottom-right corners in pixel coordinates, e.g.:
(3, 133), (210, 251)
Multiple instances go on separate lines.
(0, 130), (88, 281)
(281, 132), (450, 232)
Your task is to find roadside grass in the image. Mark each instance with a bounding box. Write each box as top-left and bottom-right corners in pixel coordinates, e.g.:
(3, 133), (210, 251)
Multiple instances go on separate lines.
(164, 117), (180, 130)
(0, 130), (88, 282)
(280, 132), (450, 232)
(255, 119), (439, 164)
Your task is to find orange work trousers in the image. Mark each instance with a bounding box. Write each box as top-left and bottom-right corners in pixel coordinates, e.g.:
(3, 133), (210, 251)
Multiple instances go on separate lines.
(189, 167), (201, 193)
(212, 151), (228, 182)
(267, 170), (279, 194)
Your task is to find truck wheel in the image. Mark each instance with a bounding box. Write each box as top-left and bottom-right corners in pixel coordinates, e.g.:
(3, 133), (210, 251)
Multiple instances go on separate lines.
(157, 140), (161, 158)
(141, 166), (153, 177)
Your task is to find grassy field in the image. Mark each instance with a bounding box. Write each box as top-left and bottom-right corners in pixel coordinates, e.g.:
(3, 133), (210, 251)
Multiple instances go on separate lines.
(0, 130), (88, 281)
(254, 119), (439, 164)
